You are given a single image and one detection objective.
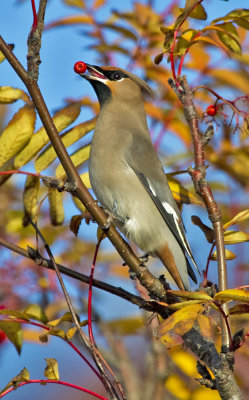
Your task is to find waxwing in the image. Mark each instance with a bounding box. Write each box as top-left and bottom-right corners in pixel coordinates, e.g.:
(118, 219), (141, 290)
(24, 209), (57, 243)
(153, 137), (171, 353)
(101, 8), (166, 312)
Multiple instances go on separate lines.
(78, 63), (199, 291)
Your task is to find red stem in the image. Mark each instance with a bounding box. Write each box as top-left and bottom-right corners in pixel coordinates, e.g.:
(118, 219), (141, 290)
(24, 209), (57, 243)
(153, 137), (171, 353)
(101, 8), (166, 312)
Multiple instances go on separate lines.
(88, 233), (104, 344)
(0, 379), (108, 400)
(30, 0), (38, 33)
(177, 31), (202, 76)
(0, 170), (40, 177)
(0, 319), (101, 380)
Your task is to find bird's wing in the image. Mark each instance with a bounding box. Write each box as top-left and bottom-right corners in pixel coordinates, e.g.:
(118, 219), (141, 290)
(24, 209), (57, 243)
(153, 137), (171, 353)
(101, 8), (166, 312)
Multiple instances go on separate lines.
(126, 135), (199, 278)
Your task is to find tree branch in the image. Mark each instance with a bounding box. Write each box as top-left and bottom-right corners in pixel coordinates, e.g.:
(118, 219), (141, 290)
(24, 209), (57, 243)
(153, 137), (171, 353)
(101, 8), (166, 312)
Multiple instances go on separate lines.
(168, 76), (230, 351)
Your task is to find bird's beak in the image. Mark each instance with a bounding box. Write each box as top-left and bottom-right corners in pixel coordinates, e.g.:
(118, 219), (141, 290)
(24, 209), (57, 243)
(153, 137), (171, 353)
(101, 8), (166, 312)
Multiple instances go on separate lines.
(81, 64), (107, 81)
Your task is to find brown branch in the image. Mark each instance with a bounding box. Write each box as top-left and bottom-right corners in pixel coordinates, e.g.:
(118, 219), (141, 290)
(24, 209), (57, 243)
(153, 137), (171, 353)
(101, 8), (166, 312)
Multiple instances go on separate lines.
(0, 35), (167, 304)
(0, 237), (169, 316)
(168, 76), (230, 351)
(27, 0), (47, 80)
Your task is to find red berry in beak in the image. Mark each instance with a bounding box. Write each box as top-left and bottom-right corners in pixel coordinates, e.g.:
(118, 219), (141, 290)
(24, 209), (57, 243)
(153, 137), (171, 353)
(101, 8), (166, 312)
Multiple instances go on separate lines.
(74, 61), (87, 74)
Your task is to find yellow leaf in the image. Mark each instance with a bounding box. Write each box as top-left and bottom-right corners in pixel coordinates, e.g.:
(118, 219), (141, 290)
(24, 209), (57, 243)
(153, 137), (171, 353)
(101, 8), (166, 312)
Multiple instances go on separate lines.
(170, 349), (198, 377)
(193, 36), (230, 56)
(0, 105), (36, 168)
(165, 374), (190, 400)
(67, 326), (77, 340)
(48, 190), (64, 226)
(167, 300), (207, 311)
(214, 289), (249, 304)
(63, 0), (85, 8)
(35, 118), (96, 172)
(46, 14), (94, 30)
(223, 209), (249, 230)
(211, 248), (236, 260)
(55, 144), (90, 178)
(14, 102), (81, 169)
(168, 177), (202, 205)
(44, 358), (59, 380)
(216, 23), (241, 55)
(80, 172), (91, 188)
(107, 316), (144, 335)
(23, 175), (40, 225)
(0, 86), (29, 104)
(72, 196), (86, 213)
(197, 315), (214, 340)
(193, 387), (221, 400)
(158, 304), (206, 336)
(167, 290), (212, 302)
(224, 229), (249, 244)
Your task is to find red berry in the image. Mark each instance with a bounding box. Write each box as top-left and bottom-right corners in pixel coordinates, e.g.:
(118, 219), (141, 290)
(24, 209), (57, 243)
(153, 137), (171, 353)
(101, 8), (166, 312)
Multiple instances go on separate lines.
(0, 330), (6, 344)
(206, 104), (218, 116)
(74, 61), (87, 74)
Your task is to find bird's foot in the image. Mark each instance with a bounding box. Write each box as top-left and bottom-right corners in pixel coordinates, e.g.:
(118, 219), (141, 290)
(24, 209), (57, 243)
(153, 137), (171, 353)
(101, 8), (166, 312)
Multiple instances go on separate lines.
(100, 207), (126, 231)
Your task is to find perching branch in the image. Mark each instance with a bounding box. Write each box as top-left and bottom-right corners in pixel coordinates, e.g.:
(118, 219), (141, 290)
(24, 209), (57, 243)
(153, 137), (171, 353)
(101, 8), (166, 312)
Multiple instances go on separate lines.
(0, 35), (168, 304)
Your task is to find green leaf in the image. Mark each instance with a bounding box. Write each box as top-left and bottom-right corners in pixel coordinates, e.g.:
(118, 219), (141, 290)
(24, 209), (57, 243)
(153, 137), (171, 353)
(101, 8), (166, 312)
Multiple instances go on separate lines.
(48, 190), (65, 226)
(0, 321), (23, 354)
(1, 367), (30, 393)
(0, 105), (36, 169)
(23, 176), (40, 226)
(14, 102), (81, 169)
(23, 304), (48, 323)
(44, 358), (59, 380)
(35, 117), (96, 172)
(183, 0), (207, 20)
(217, 23), (241, 54)
(0, 309), (30, 320)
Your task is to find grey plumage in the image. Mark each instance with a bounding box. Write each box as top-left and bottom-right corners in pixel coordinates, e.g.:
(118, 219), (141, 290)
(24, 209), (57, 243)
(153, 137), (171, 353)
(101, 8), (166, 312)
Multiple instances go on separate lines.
(79, 64), (198, 290)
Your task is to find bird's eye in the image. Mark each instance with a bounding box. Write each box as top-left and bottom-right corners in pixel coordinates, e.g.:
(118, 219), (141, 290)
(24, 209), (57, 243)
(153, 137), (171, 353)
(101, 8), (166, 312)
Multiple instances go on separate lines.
(111, 72), (122, 80)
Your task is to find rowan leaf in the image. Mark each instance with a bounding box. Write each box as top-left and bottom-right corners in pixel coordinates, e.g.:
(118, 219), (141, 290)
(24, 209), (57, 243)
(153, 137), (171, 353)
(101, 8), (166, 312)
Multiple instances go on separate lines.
(14, 102), (81, 169)
(0, 86), (29, 104)
(48, 190), (65, 226)
(214, 289), (249, 304)
(35, 117), (96, 172)
(0, 309), (30, 321)
(44, 358), (59, 380)
(158, 304), (206, 336)
(168, 177), (202, 205)
(1, 367), (30, 393)
(55, 144), (90, 178)
(224, 229), (249, 244)
(184, 0), (207, 20)
(0, 105), (36, 168)
(63, 0), (85, 9)
(0, 321), (23, 354)
(23, 176), (40, 226)
(211, 248), (236, 260)
(197, 315), (215, 340)
(167, 290), (212, 302)
(223, 209), (249, 230)
(216, 23), (241, 55)
(46, 14), (94, 29)
(23, 304), (48, 323)
(229, 303), (249, 315)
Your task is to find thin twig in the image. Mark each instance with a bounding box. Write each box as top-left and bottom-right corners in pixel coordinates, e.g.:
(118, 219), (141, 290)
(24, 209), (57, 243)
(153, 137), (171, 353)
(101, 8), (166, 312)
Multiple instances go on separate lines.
(28, 220), (121, 399)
